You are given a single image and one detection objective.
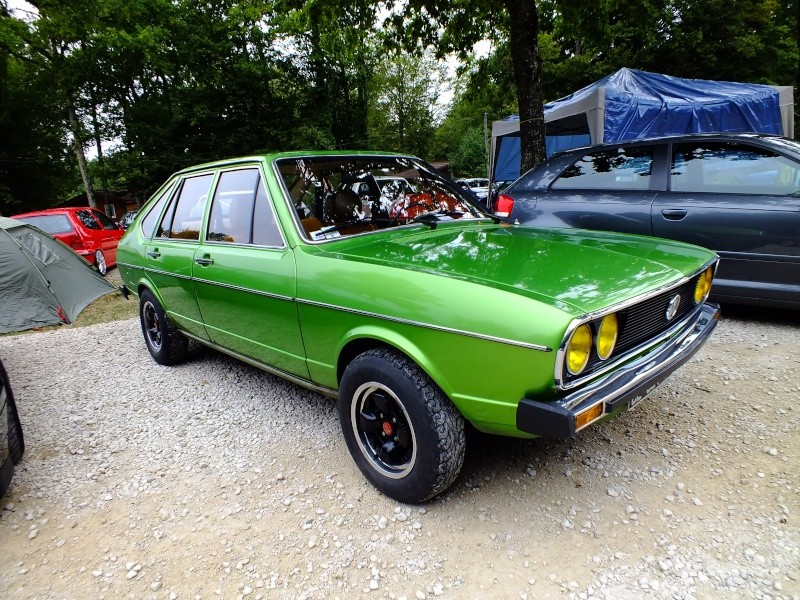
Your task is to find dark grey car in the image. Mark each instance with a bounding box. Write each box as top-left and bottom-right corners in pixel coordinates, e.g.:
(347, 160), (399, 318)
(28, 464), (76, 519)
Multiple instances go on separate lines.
(501, 134), (800, 308)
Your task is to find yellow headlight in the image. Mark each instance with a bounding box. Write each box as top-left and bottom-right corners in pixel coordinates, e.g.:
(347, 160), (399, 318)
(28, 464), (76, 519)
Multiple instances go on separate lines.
(596, 313), (618, 360)
(566, 324), (592, 375)
(694, 267), (713, 304)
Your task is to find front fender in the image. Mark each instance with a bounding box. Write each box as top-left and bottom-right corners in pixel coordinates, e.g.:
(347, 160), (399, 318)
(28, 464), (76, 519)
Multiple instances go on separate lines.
(335, 324), (454, 399)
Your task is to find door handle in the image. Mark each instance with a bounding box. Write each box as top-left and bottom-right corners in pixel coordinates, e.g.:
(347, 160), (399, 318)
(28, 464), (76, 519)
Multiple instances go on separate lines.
(146, 250), (161, 258)
(194, 256), (214, 266)
(661, 209), (687, 221)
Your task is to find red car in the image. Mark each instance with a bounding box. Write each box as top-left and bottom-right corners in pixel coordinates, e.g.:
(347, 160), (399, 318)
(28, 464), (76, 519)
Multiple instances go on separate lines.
(11, 207), (124, 275)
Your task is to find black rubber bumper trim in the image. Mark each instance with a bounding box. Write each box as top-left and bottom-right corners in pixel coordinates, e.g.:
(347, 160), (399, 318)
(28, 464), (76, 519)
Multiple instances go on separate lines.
(516, 303), (720, 439)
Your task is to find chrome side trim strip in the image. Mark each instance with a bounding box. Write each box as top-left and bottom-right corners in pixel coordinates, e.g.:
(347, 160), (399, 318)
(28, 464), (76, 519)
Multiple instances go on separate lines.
(192, 277), (294, 303)
(180, 331), (338, 399)
(119, 262), (551, 352)
(297, 298), (552, 352)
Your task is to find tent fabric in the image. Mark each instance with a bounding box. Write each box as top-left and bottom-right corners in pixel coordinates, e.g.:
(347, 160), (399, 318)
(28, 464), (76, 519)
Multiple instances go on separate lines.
(491, 68), (794, 182)
(0, 216), (115, 334)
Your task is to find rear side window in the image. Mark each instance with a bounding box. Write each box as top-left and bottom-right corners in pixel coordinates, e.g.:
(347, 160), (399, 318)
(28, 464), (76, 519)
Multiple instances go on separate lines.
(91, 209), (119, 230)
(141, 183), (175, 239)
(207, 169), (283, 247)
(157, 174), (213, 240)
(552, 146), (654, 190)
(670, 142), (800, 195)
(75, 210), (101, 230)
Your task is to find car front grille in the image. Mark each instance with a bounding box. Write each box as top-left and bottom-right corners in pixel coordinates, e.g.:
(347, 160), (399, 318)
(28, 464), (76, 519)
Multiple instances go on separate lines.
(561, 272), (704, 386)
(615, 279), (697, 354)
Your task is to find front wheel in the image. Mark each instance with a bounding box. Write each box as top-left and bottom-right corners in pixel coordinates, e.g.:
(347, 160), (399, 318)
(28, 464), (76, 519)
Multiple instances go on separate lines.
(94, 249), (107, 276)
(139, 289), (188, 366)
(339, 348), (466, 503)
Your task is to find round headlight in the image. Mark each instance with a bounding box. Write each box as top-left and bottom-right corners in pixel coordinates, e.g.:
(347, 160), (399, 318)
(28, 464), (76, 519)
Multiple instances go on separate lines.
(596, 313), (619, 360)
(694, 267), (713, 304)
(566, 324), (592, 375)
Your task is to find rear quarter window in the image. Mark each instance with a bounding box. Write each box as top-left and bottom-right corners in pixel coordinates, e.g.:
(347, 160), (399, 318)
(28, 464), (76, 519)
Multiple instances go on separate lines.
(75, 210), (101, 230)
(552, 146), (654, 191)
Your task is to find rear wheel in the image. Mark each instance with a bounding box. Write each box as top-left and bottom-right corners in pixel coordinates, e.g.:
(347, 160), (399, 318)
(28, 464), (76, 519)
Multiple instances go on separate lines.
(339, 348), (465, 503)
(94, 249), (107, 276)
(139, 289), (188, 365)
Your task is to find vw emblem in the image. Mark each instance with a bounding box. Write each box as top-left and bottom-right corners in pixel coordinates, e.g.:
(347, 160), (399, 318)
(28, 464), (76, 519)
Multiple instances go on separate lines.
(665, 294), (681, 321)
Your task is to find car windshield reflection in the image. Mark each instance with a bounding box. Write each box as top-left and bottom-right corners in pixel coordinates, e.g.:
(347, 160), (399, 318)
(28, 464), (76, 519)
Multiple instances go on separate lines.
(275, 155), (493, 241)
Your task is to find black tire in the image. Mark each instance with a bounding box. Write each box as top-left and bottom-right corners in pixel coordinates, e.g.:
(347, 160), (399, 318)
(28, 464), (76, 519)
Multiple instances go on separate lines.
(139, 289), (189, 366)
(0, 358), (24, 464)
(338, 348), (466, 503)
(94, 249), (107, 276)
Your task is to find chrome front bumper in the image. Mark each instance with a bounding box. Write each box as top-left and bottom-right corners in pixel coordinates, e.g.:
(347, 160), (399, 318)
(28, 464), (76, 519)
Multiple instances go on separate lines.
(516, 302), (720, 439)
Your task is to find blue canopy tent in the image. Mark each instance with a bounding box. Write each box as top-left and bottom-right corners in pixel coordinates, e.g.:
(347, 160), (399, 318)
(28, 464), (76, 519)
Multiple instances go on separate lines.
(491, 68), (795, 183)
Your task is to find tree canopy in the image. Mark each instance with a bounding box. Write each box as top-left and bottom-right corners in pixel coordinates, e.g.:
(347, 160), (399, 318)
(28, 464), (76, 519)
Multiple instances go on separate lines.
(0, 0), (795, 214)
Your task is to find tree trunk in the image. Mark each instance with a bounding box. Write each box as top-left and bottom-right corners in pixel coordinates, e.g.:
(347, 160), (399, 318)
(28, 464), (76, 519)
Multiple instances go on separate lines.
(66, 93), (96, 208)
(505, 0), (547, 173)
(89, 88), (110, 209)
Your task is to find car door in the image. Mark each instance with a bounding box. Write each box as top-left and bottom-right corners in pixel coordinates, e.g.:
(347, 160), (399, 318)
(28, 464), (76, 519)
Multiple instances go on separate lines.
(144, 172), (214, 340)
(653, 140), (800, 305)
(192, 167), (310, 379)
(522, 144), (663, 235)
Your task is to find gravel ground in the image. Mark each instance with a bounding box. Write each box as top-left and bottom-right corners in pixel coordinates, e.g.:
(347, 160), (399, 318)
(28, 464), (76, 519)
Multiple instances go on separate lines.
(0, 307), (798, 600)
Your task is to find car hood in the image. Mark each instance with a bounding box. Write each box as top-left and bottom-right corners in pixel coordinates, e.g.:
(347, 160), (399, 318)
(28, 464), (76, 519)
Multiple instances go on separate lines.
(316, 222), (716, 316)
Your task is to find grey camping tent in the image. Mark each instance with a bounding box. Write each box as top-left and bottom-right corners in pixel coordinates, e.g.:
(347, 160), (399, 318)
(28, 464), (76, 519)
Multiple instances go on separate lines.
(0, 216), (115, 334)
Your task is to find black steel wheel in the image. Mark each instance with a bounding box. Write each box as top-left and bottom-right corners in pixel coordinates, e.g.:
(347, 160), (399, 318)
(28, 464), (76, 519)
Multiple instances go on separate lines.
(339, 348), (465, 503)
(139, 289), (188, 366)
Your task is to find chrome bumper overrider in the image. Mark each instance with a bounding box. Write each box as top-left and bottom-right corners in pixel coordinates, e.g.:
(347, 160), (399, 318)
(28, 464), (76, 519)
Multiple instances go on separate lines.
(516, 303), (720, 439)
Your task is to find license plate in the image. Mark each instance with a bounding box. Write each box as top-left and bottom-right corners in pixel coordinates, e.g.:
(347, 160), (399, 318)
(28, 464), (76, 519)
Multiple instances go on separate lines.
(628, 395), (645, 410)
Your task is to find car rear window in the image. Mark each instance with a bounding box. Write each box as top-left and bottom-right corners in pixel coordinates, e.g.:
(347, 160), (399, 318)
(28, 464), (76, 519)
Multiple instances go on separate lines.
(17, 214), (74, 235)
(552, 146), (654, 191)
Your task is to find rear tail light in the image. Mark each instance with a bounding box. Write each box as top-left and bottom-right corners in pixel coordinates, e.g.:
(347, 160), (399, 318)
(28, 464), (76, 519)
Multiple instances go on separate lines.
(66, 235), (85, 250)
(494, 193), (515, 218)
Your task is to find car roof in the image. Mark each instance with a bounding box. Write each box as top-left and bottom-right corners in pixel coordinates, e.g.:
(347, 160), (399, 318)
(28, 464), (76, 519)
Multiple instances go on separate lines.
(551, 132), (785, 158)
(11, 207), (93, 218)
(177, 151), (415, 177)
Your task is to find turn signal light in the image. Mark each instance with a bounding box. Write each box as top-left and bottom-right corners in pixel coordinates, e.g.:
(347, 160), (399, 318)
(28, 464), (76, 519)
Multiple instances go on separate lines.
(575, 403), (604, 431)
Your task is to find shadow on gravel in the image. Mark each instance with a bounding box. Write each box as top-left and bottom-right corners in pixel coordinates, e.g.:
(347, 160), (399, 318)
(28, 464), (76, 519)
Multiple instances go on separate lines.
(718, 303), (800, 327)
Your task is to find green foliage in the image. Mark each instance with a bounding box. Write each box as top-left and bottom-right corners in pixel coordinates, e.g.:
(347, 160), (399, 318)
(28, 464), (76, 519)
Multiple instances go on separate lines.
(368, 50), (446, 157)
(1, 0), (797, 215)
(450, 127), (487, 178)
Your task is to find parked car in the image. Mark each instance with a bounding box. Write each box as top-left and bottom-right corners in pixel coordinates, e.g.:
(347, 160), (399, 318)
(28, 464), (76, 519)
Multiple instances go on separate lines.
(118, 209), (140, 230)
(456, 177), (491, 203)
(117, 152), (719, 503)
(497, 133), (800, 309)
(11, 207), (124, 275)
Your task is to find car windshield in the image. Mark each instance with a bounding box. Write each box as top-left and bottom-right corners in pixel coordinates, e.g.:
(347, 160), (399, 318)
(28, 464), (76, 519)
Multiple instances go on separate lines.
(275, 155), (492, 241)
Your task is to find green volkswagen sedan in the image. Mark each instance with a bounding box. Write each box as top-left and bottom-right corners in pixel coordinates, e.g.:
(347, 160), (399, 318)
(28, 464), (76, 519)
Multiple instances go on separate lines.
(117, 152), (720, 503)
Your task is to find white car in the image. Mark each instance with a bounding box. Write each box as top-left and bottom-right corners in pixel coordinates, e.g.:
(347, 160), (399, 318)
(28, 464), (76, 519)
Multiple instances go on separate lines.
(456, 178), (490, 202)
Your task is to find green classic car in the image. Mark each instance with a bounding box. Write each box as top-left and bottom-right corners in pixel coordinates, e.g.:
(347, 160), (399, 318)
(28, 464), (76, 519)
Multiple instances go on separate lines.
(117, 152), (720, 503)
